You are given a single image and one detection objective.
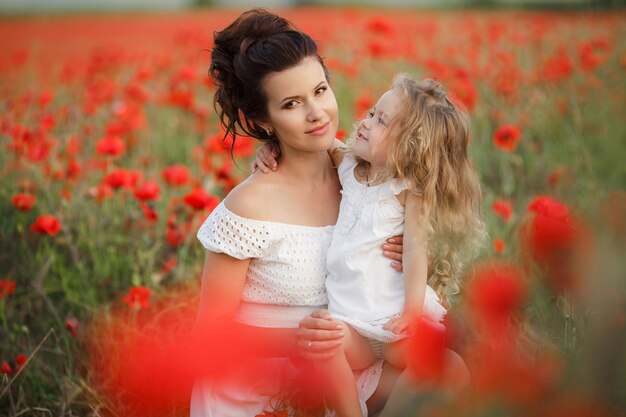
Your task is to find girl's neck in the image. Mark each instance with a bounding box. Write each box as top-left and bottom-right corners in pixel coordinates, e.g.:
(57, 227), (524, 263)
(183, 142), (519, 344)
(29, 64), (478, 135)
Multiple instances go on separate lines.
(358, 161), (389, 186)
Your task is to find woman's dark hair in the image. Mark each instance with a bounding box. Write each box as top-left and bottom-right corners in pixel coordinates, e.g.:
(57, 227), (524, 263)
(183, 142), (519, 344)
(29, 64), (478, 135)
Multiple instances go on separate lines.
(210, 8), (329, 146)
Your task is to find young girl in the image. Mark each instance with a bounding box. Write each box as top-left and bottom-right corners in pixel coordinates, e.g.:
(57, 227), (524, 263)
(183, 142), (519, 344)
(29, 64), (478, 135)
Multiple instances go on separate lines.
(255, 74), (484, 416)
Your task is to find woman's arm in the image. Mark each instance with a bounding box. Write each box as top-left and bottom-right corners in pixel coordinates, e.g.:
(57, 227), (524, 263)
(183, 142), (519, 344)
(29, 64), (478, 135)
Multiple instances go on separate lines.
(196, 251), (301, 357)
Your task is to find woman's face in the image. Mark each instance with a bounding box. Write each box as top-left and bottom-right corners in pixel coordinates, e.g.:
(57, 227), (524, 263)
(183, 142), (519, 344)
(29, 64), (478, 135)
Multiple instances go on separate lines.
(260, 56), (338, 155)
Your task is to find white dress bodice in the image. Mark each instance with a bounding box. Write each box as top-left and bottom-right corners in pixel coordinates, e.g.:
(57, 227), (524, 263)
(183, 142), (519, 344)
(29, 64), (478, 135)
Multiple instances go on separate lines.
(326, 155), (447, 342)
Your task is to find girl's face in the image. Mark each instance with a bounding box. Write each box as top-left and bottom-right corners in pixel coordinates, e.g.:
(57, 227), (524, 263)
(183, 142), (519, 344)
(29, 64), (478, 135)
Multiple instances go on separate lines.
(352, 87), (402, 167)
(260, 56), (338, 155)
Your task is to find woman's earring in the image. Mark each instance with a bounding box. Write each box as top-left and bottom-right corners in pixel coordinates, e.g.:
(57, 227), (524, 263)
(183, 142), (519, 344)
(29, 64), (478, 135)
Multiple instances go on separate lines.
(265, 128), (273, 136)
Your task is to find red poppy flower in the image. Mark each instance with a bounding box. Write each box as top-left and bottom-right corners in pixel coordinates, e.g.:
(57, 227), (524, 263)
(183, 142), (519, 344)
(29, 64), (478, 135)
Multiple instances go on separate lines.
(466, 261), (526, 332)
(1, 362), (11, 375)
(122, 286), (152, 310)
(140, 202), (158, 222)
(11, 193), (37, 211)
(166, 226), (186, 247)
(493, 238), (505, 254)
(30, 215), (62, 236)
(493, 124), (522, 152)
(162, 164), (190, 186)
(104, 168), (141, 189)
(355, 94), (373, 118)
(65, 318), (79, 337)
(205, 133), (254, 158)
(15, 353), (27, 368)
(407, 317), (447, 382)
(0, 279), (16, 299)
(134, 180), (160, 202)
(182, 189), (219, 211)
(493, 199), (513, 223)
(96, 135), (125, 157)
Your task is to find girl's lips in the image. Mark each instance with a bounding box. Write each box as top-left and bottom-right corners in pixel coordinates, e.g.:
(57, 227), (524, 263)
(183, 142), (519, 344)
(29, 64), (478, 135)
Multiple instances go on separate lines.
(306, 121), (330, 136)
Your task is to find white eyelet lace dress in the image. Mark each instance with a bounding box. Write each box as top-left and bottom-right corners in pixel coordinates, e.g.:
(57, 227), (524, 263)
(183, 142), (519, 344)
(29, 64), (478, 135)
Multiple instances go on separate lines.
(190, 202), (384, 417)
(325, 155), (447, 343)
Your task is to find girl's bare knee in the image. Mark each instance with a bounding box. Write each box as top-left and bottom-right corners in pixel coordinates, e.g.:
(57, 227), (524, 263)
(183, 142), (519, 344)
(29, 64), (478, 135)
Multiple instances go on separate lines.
(444, 349), (470, 392)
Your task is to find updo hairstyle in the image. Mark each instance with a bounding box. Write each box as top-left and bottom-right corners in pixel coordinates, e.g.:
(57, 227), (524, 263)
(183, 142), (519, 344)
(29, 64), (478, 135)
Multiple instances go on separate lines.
(210, 8), (329, 146)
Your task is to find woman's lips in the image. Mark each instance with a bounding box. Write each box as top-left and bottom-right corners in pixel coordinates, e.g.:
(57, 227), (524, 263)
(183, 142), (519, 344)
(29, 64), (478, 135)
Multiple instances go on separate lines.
(306, 121), (330, 136)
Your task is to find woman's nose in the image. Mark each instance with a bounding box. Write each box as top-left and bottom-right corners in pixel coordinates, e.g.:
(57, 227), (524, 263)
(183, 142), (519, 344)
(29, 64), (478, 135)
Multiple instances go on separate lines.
(307, 102), (325, 122)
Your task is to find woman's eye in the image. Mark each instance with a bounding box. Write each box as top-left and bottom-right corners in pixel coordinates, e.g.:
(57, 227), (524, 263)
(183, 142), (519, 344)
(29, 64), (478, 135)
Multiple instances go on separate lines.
(284, 101), (297, 109)
(315, 86), (327, 95)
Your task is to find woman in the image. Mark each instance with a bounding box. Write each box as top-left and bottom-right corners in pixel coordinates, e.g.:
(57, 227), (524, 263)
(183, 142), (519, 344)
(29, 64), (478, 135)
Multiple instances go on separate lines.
(190, 9), (406, 416)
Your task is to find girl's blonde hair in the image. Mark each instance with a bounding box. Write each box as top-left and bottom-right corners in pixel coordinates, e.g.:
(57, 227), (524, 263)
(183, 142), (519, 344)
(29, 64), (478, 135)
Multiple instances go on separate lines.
(350, 74), (486, 307)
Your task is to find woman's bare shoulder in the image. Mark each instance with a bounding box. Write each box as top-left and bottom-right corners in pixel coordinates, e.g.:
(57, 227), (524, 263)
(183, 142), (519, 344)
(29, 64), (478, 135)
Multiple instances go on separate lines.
(222, 172), (282, 221)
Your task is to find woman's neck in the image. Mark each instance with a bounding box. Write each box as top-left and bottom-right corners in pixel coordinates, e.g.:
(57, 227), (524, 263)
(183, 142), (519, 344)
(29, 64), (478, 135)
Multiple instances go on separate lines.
(278, 147), (331, 183)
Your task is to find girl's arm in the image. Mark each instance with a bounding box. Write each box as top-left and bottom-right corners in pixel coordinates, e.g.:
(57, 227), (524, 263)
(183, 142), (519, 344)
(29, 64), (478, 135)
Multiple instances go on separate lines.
(384, 192), (428, 335)
(251, 139), (346, 173)
(327, 138), (346, 168)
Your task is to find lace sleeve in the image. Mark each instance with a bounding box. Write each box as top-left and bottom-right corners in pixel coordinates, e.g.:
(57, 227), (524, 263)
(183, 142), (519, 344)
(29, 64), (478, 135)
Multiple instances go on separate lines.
(196, 203), (273, 260)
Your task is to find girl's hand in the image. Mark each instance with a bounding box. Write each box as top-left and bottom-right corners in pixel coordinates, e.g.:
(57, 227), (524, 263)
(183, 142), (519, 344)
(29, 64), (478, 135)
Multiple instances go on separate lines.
(296, 309), (345, 360)
(250, 142), (280, 173)
(383, 235), (403, 272)
(383, 314), (412, 335)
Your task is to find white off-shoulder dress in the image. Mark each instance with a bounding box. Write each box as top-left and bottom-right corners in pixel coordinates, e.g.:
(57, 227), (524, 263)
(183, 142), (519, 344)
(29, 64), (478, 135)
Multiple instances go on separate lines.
(326, 155), (447, 343)
(190, 202), (384, 417)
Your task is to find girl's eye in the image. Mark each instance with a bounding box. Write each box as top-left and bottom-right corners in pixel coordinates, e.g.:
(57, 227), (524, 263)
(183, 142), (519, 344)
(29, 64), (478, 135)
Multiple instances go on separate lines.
(367, 110), (374, 118)
(378, 117), (386, 125)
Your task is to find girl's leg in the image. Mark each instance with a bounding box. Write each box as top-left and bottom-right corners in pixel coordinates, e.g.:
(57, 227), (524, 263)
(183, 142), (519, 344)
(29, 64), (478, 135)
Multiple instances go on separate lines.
(315, 323), (379, 417)
(381, 339), (409, 370)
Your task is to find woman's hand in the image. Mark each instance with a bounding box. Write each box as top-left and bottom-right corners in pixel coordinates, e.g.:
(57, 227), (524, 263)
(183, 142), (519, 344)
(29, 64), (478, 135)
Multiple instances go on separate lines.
(250, 142), (280, 173)
(296, 309), (345, 360)
(383, 236), (404, 272)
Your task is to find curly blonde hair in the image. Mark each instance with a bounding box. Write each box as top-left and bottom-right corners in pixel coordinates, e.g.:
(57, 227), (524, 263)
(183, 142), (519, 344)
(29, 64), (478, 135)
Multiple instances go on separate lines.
(349, 74), (486, 307)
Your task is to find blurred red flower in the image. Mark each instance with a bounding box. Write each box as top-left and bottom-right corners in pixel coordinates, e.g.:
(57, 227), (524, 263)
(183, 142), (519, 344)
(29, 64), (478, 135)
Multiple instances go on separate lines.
(104, 168), (142, 189)
(355, 94), (373, 118)
(493, 199), (513, 222)
(524, 196), (581, 293)
(0, 278), (16, 299)
(15, 353), (27, 369)
(140, 202), (158, 222)
(205, 133), (254, 158)
(466, 261), (526, 333)
(11, 193), (37, 211)
(407, 317), (447, 382)
(134, 180), (161, 202)
(493, 124), (521, 152)
(96, 135), (125, 157)
(123, 286), (152, 310)
(183, 188), (219, 211)
(162, 164), (190, 186)
(493, 238), (505, 254)
(1, 362), (11, 375)
(30, 215), (62, 236)
(166, 225), (186, 247)
(65, 317), (79, 337)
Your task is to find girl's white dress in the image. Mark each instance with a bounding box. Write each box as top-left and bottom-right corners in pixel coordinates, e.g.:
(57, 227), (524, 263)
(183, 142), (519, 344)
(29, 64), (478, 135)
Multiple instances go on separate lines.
(190, 202), (384, 417)
(326, 155), (447, 343)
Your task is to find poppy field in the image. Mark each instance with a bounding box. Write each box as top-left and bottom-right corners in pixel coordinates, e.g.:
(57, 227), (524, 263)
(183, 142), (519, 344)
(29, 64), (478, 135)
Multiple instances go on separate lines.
(1, 7), (625, 417)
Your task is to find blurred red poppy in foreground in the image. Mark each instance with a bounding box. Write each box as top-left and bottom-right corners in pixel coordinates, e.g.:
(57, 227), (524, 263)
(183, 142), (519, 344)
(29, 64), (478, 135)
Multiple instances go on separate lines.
(407, 316), (447, 382)
(30, 215), (62, 236)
